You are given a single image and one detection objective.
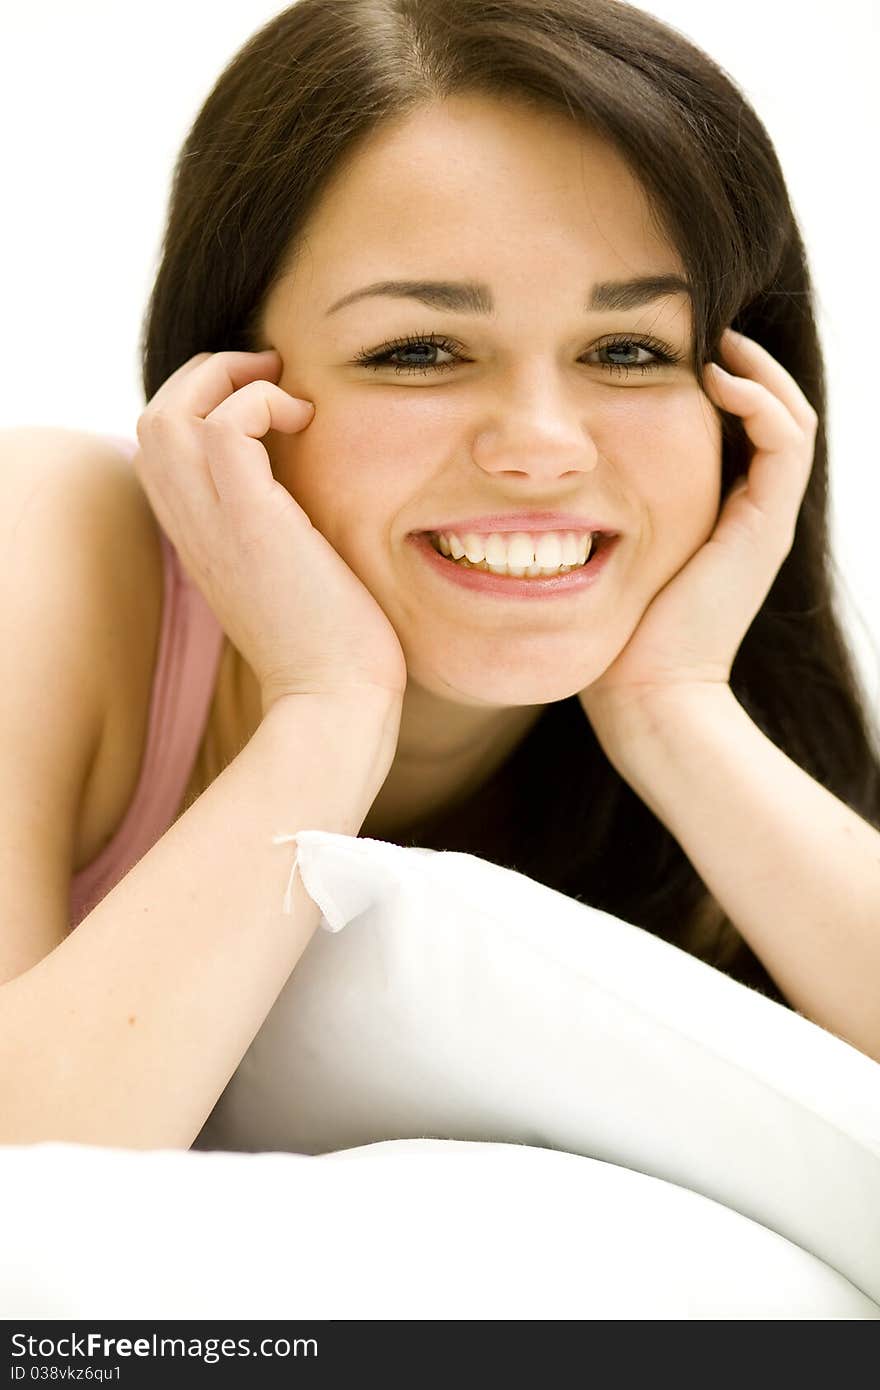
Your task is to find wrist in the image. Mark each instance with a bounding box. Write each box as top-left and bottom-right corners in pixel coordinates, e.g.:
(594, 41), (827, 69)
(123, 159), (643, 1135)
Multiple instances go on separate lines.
(582, 683), (746, 835)
(261, 684), (403, 783)
(584, 681), (740, 770)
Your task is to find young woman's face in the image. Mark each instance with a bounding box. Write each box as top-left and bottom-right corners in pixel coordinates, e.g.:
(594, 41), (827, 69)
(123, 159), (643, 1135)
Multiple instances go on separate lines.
(261, 94), (722, 709)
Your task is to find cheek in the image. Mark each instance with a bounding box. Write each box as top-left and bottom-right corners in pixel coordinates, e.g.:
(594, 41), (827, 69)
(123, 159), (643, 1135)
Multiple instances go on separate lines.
(269, 421), (413, 579)
(628, 391), (723, 561)
(268, 412), (388, 517)
(338, 394), (466, 496)
(299, 405), (442, 530)
(294, 399), (434, 478)
(633, 383), (722, 461)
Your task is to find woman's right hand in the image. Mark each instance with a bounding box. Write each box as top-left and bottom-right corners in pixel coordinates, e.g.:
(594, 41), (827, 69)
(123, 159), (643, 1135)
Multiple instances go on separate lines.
(133, 349), (408, 717)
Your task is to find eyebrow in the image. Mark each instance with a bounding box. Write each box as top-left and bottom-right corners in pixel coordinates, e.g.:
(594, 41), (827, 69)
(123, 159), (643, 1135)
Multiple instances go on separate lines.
(325, 273), (692, 317)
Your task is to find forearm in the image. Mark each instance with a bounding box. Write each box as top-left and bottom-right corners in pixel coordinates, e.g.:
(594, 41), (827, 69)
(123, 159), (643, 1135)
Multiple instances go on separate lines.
(0, 688), (401, 1149)
(597, 686), (880, 1063)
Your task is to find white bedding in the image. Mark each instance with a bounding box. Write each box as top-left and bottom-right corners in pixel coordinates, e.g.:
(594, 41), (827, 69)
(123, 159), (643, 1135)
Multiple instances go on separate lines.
(4, 832), (878, 1320)
(2, 1138), (877, 1320)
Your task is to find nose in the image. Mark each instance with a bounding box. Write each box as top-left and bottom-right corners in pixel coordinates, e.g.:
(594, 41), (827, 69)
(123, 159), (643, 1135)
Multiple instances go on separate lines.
(471, 380), (601, 482)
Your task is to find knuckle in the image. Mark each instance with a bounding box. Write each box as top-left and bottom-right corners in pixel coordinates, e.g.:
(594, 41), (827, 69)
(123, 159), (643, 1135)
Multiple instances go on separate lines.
(137, 408), (173, 436)
(201, 413), (235, 438)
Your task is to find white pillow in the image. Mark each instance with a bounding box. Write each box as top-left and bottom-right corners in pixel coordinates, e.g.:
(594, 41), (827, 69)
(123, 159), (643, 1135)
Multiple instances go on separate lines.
(2, 1139), (876, 1320)
(193, 830), (880, 1306)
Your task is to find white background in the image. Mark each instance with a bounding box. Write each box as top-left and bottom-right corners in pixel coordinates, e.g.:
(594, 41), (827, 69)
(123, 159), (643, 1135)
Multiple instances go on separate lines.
(2, 0), (877, 712)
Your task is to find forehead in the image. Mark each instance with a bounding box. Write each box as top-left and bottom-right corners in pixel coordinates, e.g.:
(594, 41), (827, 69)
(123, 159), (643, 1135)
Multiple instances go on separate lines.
(292, 95), (685, 290)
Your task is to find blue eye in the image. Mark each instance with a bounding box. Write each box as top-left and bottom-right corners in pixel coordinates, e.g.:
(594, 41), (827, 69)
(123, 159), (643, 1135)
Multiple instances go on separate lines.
(351, 332), (684, 378)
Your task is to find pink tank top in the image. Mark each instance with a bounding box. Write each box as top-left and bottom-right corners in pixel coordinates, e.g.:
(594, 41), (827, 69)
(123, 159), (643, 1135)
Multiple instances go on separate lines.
(68, 436), (225, 928)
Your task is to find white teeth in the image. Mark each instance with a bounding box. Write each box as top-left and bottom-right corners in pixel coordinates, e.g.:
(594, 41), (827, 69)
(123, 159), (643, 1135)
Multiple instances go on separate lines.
(492, 534), (532, 568)
(535, 534), (565, 568)
(435, 530), (593, 570)
(558, 530), (581, 564)
(430, 529), (598, 578)
(447, 534), (466, 560)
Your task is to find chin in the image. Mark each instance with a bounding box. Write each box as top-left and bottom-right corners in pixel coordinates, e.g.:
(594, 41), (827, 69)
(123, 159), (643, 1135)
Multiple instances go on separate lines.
(412, 664), (596, 708)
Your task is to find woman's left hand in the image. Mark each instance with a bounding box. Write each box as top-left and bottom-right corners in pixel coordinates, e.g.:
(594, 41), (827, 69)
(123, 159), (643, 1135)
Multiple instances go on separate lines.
(578, 327), (818, 739)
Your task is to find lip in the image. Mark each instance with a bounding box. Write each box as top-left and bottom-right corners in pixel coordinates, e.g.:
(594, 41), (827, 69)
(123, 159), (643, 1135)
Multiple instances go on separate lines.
(415, 512), (619, 537)
(407, 529), (619, 600)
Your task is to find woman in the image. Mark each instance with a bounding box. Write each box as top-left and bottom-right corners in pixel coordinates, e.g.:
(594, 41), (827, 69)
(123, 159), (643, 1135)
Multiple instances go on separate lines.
(3, 0), (878, 1151)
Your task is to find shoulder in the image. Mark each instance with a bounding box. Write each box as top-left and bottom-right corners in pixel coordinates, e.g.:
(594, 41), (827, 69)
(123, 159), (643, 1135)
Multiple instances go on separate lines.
(0, 425), (155, 559)
(0, 425), (162, 621)
(0, 425), (163, 674)
(0, 423), (133, 479)
(0, 425), (166, 871)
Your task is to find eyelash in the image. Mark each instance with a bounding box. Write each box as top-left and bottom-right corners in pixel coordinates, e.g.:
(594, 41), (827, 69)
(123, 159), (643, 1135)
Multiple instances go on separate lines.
(351, 331), (684, 378)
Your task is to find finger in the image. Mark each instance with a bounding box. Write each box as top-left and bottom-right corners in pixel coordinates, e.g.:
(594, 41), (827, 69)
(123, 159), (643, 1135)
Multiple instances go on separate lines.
(147, 349), (284, 419)
(134, 352), (284, 527)
(207, 378), (315, 435)
(705, 367), (804, 457)
(718, 330), (819, 435)
(200, 381), (314, 505)
(707, 367), (813, 539)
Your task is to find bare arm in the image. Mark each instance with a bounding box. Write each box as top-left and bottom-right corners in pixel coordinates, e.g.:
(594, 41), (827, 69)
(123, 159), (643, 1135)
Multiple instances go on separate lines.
(0, 688), (401, 1149)
(598, 685), (880, 1063)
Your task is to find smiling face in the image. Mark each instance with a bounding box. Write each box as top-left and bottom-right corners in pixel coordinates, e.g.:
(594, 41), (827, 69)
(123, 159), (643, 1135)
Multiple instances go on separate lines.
(258, 92), (722, 712)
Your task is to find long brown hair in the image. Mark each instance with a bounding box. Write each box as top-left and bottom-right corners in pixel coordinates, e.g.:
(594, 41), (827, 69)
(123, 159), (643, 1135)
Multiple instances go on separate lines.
(140, 0), (880, 1008)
